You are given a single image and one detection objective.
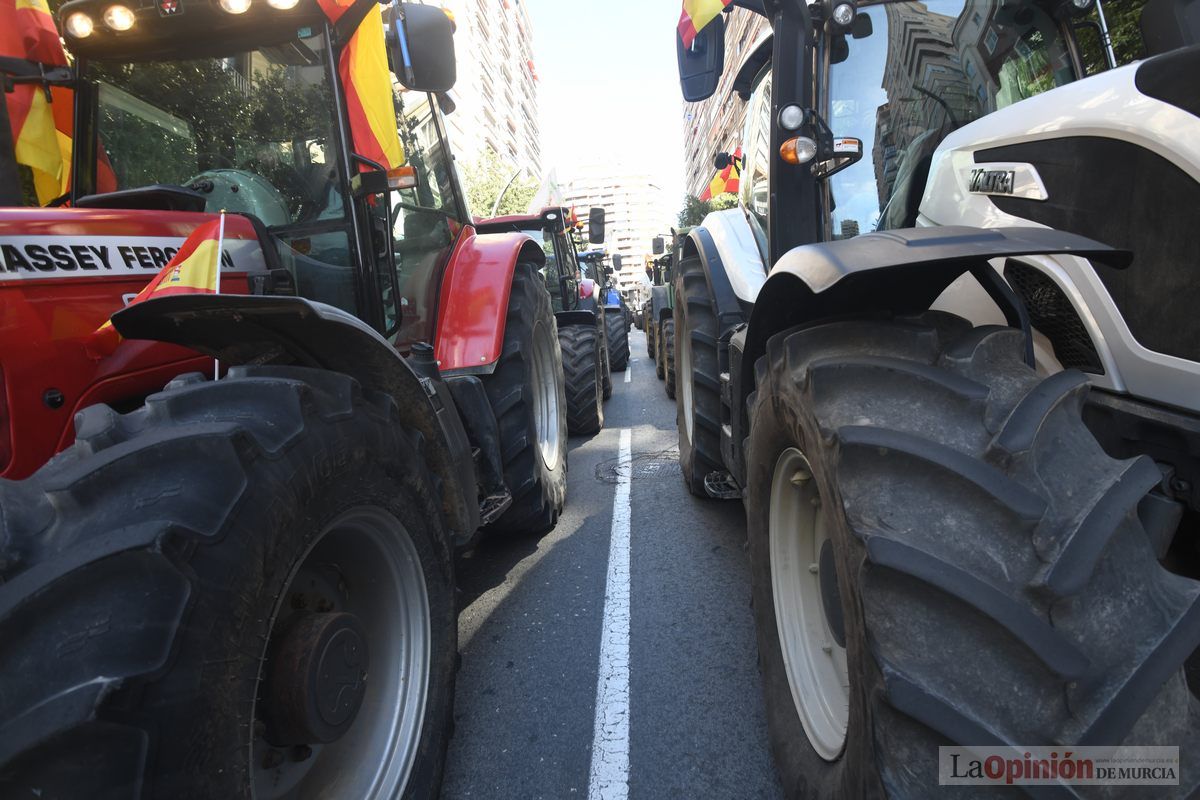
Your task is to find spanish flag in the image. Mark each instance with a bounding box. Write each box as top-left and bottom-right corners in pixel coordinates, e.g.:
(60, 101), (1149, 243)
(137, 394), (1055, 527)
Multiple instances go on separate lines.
(700, 145), (742, 202)
(85, 214), (227, 360)
(678, 0), (735, 49)
(318, 0), (405, 172)
(1, 0), (71, 205)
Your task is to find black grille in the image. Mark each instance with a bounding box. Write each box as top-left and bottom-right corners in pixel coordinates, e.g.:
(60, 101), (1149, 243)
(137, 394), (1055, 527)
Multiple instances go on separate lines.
(1005, 260), (1104, 374)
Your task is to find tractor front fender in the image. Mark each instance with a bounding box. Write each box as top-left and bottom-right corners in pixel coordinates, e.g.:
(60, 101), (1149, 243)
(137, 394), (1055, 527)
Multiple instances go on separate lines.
(742, 225), (1131, 392)
(112, 294), (481, 545)
(555, 310), (597, 329)
(650, 285), (670, 323)
(435, 230), (545, 375)
(682, 220), (760, 336)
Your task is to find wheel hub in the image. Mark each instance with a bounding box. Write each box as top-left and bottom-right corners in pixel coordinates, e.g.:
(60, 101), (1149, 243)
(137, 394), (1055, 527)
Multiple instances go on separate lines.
(264, 611), (370, 746)
(769, 447), (851, 761)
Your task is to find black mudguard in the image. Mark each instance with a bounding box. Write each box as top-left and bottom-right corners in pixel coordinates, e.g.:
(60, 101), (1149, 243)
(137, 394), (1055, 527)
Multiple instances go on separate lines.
(650, 285), (670, 324)
(555, 309), (598, 329)
(113, 294), (482, 545)
(742, 225), (1130, 394)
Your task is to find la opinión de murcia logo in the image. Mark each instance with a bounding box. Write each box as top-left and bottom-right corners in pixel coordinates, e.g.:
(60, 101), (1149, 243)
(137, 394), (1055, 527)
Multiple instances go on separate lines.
(939, 746), (1180, 786)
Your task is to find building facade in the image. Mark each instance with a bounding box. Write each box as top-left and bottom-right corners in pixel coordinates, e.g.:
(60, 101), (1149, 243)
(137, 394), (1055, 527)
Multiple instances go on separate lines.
(440, 0), (542, 180)
(681, 7), (769, 198)
(562, 163), (675, 296)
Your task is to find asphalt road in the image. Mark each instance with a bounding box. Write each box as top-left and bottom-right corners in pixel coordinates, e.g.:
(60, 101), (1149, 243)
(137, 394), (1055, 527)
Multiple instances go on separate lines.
(443, 327), (783, 799)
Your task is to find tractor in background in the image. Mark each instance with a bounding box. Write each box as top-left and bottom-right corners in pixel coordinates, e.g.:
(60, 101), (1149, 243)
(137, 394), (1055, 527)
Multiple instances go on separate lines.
(646, 229), (685, 398)
(0, 2), (568, 796)
(578, 247), (630, 373)
(673, 0), (1200, 794)
(476, 206), (611, 434)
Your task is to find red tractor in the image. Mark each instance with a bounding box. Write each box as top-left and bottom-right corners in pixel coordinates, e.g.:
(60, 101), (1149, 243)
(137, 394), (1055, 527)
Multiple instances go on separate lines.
(0, 2), (566, 796)
(475, 206), (612, 434)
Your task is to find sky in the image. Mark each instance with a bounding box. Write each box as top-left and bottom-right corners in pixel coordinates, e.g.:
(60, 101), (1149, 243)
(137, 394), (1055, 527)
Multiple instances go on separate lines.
(522, 0), (687, 207)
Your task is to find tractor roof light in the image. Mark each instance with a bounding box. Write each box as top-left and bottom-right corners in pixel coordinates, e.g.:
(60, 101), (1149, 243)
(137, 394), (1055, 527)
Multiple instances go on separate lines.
(220, 0), (252, 14)
(64, 11), (94, 38)
(780, 136), (818, 165)
(103, 4), (136, 31)
(831, 1), (855, 27)
(267, 0), (299, 8)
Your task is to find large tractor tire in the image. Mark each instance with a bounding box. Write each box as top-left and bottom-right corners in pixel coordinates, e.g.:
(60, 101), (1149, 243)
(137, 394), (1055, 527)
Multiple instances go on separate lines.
(483, 261), (568, 535)
(0, 366), (458, 799)
(647, 316), (657, 360)
(605, 309), (630, 373)
(599, 317), (613, 401)
(559, 322), (604, 436)
(674, 255), (725, 496)
(662, 318), (676, 400)
(655, 321), (666, 381)
(745, 313), (1200, 797)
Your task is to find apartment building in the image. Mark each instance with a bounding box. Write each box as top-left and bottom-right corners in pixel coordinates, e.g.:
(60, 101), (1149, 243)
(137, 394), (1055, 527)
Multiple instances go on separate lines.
(562, 163), (675, 295)
(681, 7), (769, 198)
(440, 0), (542, 178)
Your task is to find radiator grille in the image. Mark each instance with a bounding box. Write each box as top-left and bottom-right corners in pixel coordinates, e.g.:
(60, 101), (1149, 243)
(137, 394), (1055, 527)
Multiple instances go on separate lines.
(1004, 260), (1104, 374)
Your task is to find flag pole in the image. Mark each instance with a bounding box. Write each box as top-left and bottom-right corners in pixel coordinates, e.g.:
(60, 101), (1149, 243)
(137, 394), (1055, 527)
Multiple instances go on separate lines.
(214, 211), (226, 381)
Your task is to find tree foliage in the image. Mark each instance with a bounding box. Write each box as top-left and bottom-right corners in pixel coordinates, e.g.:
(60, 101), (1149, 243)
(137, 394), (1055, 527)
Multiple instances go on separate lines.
(677, 192), (738, 227)
(460, 147), (538, 217)
(1078, 0), (1149, 73)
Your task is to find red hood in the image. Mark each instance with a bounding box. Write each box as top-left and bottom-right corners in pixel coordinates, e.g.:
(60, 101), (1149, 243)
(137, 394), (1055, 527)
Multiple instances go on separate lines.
(0, 206), (265, 479)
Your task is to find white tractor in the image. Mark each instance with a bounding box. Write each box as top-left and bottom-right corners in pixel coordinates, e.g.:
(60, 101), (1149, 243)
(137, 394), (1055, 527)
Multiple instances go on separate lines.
(673, 0), (1200, 794)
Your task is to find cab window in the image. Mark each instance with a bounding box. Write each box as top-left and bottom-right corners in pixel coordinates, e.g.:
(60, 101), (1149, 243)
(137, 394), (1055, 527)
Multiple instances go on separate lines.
(385, 91), (463, 349)
(739, 65), (772, 261)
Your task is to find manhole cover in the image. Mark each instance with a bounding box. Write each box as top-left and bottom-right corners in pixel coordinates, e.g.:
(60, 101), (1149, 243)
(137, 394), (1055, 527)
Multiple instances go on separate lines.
(594, 448), (680, 484)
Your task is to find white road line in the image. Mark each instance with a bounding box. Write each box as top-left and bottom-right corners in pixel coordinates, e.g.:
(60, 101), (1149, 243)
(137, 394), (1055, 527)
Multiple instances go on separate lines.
(624, 367), (632, 383)
(587, 427), (632, 800)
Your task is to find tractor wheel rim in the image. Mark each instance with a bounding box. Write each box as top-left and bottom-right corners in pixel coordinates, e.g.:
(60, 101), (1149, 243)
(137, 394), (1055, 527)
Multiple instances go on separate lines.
(768, 447), (850, 761)
(680, 319), (694, 441)
(252, 506), (431, 799)
(532, 318), (562, 471)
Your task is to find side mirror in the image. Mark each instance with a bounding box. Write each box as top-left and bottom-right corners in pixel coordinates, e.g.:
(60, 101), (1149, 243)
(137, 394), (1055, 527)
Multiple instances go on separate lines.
(389, 4), (456, 93)
(652, 236), (665, 255)
(676, 15), (725, 102)
(612, 254), (623, 271)
(588, 207), (606, 244)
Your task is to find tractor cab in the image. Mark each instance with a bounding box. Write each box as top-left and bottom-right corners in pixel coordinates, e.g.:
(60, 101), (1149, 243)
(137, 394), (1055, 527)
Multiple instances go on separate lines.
(681, 0), (1108, 263)
(56, 0), (465, 348)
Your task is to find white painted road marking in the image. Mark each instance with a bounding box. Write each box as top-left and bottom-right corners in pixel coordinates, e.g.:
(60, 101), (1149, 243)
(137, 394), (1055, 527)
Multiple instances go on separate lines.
(588, 427), (632, 800)
(624, 367), (632, 383)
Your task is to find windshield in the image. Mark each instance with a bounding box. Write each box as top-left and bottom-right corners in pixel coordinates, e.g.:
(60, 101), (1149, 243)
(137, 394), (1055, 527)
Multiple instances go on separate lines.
(91, 33), (341, 229)
(826, 0), (1077, 238)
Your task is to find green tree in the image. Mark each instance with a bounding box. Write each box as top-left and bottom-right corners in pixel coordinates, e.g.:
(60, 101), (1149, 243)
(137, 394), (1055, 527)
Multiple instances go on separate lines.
(460, 147), (538, 217)
(677, 192), (738, 227)
(1078, 0), (1149, 73)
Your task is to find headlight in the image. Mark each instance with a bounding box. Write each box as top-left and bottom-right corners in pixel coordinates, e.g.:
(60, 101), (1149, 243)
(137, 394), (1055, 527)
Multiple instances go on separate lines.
(65, 12), (94, 37)
(267, 0), (299, 8)
(220, 0), (252, 14)
(103, 4), (136, 30)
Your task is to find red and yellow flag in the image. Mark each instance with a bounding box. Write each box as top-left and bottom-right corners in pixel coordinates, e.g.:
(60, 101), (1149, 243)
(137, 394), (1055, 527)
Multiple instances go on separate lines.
(2, 0), (72, 204)
(700, 145), (742, 202)
(318, 0), (405, 172)
(678, 0), (735, 49)
(85, 215), (226, 359)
